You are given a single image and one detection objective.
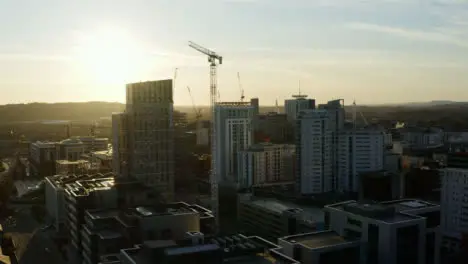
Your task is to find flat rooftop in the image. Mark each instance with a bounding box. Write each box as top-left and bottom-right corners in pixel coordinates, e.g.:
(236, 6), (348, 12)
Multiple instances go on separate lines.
(121, 234), (299, 264)
(382, 199), (439, 213)
(87, 209), (120, 220)
(32, 141), (56, 148)
(46, 172), (113, 188)
(124, 204), (197, 218)
(283, 231), (357, 249)
(326, 200), (423, 224)
(66, 177), (114, 196)
(246, 197), (324, 223)
(56, 159), (89, 165)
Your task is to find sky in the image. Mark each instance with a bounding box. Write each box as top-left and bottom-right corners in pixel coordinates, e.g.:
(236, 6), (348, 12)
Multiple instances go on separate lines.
(0, 0), (467, 106)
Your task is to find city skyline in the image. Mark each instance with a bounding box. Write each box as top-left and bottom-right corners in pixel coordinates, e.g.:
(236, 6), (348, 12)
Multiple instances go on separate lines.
(1, 0), (467, 105)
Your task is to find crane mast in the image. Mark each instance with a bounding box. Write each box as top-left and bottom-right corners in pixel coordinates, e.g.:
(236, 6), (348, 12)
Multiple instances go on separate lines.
(237, 72), (245, 102)
(187, 86), (202, 120)
(188, 41), (222, 231)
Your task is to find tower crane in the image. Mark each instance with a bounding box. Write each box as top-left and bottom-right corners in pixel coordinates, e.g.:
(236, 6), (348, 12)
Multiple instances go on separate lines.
(188, 41), (222, 230)
(237, 72), (245, 102)
(187, 86), (202, 121)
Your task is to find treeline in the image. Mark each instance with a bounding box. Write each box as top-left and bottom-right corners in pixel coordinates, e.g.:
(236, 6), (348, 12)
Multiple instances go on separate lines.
(0, 102), (125, 124)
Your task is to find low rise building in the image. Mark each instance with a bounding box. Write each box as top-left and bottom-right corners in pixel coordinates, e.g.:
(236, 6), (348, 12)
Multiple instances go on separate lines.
(81, 202), (214, 264)
(324, 199), (440, 264)
(29, 141), (57, 178)
(238, 193), (325, 242)
(100, 232), (299, 264)
(45, 173), (110, 232)
(279, 230), (362, 264)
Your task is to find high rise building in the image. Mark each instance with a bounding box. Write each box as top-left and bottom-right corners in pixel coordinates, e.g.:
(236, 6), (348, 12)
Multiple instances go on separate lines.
(296, 109), (333, 194)
(214, 102), (255, 184)
(440, 150), (468, 250)
(112, 80), (174, 201)
(319, 99), (345, 189)
(284, 95), (315, 123)
(237, 143), (295, 188)
(112, 112), (128, 178)
(337, 128), (385, 192)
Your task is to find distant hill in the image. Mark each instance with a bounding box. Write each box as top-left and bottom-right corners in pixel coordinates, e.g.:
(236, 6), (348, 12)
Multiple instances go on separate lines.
(0, 102), (125, 124)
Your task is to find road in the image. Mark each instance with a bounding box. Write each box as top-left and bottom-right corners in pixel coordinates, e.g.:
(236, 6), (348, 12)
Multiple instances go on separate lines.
(1, 206), (65, 264)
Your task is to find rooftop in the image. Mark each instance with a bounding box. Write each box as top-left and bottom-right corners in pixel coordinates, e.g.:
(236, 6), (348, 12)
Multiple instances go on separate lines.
(216, 102), (253, 107)
(243, 195), (324, 223)
(120, 234), (299, 264)
(244, 143), (294, 152)
(32, 141), (56, 148)
(66, 177), (114, 197)
(46, 172), (113, 188)
(59, 138), (83, 145)
(325, 200), (423, 224)
(381, 199), (439, 213)
(87, 209), (120, 220)
(56, 159), (89, 165)
(283, 231), (358, 249)
(124, 203), (198, 218)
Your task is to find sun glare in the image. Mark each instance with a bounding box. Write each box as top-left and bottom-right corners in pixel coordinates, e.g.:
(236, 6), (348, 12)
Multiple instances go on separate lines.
(74, 28), (146, 84)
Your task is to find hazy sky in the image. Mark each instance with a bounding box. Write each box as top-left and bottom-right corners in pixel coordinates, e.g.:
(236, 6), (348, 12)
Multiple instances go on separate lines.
(1, 0), (467, 105)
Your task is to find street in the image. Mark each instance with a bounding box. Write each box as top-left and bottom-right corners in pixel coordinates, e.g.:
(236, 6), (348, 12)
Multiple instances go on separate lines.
(1, 205), (65, 264)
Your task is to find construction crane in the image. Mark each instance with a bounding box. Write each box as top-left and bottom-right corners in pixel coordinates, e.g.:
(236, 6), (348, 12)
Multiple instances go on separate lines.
(237, 72), (245, 102)
(187, 86), (202, 121)
(188, 41), (222, 230)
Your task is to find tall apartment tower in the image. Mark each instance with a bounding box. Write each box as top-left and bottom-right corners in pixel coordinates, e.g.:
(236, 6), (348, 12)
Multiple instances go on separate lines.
(237, 143), (295, 188)
(440, 151), (468, 250)
(214, 102), (255, 184)
(284, 95), (315, 123)
(319, 99), (345, 189)
(112, 80), (174, 201)
(337, 128), (385, 192)
(296, 109), (332, 194)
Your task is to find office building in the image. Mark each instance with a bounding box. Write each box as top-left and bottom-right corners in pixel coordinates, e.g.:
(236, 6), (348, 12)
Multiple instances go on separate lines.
(284, 95), (315, 123)
(29, 141), (57, 178)
(296, 109), (332, 194)
(402, 127), (444, 149)
(65, 177), (118, 263)
(238, 193), (325, 242)
(237, 143), (295, 188)
(81, 202), (214, 264)
(337, 128), (385, 192)
(100, 232), (299, 264)
(74, 136), (109, 153)
(56, 138), (86, 161)
(278, 230), (362, 264)
(214, 102), (255, 184)
(319, 99), (345, 190)
(112, 80), (175, 201)
(324, 199), (440, 264)
(45, 173), (111, 232)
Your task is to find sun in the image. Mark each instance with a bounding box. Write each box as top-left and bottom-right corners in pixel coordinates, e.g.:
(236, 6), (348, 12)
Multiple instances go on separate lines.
(73, 28), (146, 84)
